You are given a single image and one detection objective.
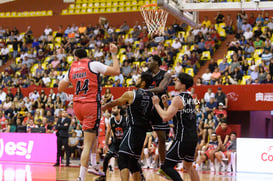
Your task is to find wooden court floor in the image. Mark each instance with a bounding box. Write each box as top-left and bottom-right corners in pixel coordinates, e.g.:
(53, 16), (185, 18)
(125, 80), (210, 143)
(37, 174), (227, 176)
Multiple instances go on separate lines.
(1, 162), (273, 181)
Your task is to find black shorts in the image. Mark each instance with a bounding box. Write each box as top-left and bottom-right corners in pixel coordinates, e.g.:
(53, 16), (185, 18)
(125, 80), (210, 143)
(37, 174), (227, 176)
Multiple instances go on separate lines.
(119, 126), (146, 159)
(151, 108), (170, 131)
(108, 141), (121, 157)
(166, 140), (197, 163)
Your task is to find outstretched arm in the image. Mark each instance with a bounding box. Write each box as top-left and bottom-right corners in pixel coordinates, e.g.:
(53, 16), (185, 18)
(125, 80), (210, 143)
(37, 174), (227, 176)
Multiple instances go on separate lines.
(102, 91), (134, 111)
(152, 95), (183, 122)
(148, 73), (171, 93)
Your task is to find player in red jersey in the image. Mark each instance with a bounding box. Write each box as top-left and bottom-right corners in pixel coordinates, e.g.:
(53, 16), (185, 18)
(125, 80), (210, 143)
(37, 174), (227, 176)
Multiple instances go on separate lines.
(58, 43), (120, 181)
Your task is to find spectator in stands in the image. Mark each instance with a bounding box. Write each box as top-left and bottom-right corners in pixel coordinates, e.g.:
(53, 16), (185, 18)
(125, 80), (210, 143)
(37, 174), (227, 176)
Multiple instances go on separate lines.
(250, 66), (259, 83)
(206, 97), (217, 115)
(27, 119), (38, 132)
(253, 28), (263, 40)
(258, 66), (267, 83)
(215, 87), (228, 108)
(208, 59), (218, 73)
(25, 26), (33, 43)
(219, 57), (229, 75)
(267, 18), (273, 31)
(256, 14), (264, 25)
(261, 49), (272, 66)
(215, 11), (224, 24)
(211, 67), (221, 85)
(243, 27), (253, 41)
(57, 91), (67, 105)
(44, 25), (52, 36)
(230, 67), (242, 84)
(244, 43), (254, 58)
(1, 44), (9, 64)
(119, 21), (130, 34)
(186, 30), (195, 45)
(261, 74), (273, 84)
(205, 37), (215, 56)
(0, 88), (7, 103)
(0, 111), (6, 131)
(203, 113), (216, 140)
(225, 14), (233, 34)
(204, 88), (215, 103)
(202, 16), (211, 28)
(216, 120), (231, 145)
(6, 88), (13, 101)
(241, 19), (252, 33)
(214, 102), (227, 123)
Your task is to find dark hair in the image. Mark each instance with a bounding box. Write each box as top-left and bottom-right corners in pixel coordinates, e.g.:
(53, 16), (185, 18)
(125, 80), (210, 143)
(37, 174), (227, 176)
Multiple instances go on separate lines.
(230, 132), (237, 136)
(117, 105), (126, 116)
(177, 73), (194, 90)
(141, 72), (153, 89)
(151, 55), (162, 66)
(74, 48), (87, 59)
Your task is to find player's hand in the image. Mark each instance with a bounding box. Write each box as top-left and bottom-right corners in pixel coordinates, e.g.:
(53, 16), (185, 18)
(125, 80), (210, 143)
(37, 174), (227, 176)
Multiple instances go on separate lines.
(110, 43), (118, 54)
(152, 96), (160, 105)
(103, 145), (108, 154)
(161, 94), (168, 105)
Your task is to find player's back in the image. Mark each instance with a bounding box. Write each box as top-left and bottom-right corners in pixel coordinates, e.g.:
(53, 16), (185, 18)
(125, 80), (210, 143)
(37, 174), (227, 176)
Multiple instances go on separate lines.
(127, 88), (153, 131)
(69, 58), (101, 103)
(173, 92), (197, 142)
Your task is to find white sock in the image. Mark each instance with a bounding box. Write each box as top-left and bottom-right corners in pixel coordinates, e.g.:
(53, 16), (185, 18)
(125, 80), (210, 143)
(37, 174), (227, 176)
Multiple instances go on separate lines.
(79, 166), (87, 180)
(91, 153), (97, 166)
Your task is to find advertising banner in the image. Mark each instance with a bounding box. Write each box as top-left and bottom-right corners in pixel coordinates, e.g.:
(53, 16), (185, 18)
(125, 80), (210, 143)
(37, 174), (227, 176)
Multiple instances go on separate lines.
(237, 138), (273, 174)
(0, 133), (56, 163)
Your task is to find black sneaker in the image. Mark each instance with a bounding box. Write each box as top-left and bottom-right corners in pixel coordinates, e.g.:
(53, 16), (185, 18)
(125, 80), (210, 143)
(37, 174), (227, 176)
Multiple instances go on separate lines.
(53, 163), (60, 167)
(95, 175), (106, 181)
(109, 165), (113, 172)
(141, 174), (146, 181)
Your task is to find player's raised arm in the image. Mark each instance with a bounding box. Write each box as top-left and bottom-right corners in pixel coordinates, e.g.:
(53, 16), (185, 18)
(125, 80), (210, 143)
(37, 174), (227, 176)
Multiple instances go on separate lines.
(148, 72), (171, 93)
(103, 43), (120, 76)
(152, 95), (183, 122)
(102, 91), (134, 111)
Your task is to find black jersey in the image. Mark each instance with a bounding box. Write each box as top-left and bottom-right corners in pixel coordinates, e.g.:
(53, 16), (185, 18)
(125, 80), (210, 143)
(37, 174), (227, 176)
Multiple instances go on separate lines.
(110, 115), (128, 143)
(149, 69), (167, 99)
(173, 92), (197, 142)
(127, 88), (153, 131)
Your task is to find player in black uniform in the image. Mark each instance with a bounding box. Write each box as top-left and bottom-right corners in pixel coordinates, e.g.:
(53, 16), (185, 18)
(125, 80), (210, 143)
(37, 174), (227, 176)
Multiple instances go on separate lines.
(147, 55), (171, 167)
(96, 106), (127, 181)
(102, 72), (153, 181)
(152, 72), (200, 181)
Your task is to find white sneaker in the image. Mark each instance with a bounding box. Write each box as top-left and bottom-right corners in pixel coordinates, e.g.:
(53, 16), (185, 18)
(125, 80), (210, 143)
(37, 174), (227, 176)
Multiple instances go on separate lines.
(88, 165), (105, 176)
(226, 165), (231, 172)
(143, 164), (149, 169)
(176, 163), (183, 171)
(210, 166), (215, 172)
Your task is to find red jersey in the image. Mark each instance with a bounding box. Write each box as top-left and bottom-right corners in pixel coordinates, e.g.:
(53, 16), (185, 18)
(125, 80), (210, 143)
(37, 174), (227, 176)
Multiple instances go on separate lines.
(216, 126), (232, 143)
(69, 59), (101, 103)
(98, 116), (106, 137)
(0, 116), (6, 130)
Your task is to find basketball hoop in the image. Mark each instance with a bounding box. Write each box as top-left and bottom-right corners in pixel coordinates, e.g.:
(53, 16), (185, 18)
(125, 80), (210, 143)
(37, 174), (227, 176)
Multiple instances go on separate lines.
(140, 4), (168, 36)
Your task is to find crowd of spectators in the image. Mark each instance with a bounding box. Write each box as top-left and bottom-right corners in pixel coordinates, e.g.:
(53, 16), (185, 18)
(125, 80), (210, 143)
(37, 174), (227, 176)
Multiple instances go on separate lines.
(199, 11), (273, 85)
(0, 15), (225, 88)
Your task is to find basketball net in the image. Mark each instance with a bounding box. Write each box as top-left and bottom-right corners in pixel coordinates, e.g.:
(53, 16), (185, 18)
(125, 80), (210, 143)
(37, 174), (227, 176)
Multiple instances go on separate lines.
(140, 5), (168, 36)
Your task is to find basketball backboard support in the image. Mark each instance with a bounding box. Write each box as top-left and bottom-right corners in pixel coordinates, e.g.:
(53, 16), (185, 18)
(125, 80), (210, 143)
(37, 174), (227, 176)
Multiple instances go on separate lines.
(157, 0), (273, 28)
(157, 0), (199, 27)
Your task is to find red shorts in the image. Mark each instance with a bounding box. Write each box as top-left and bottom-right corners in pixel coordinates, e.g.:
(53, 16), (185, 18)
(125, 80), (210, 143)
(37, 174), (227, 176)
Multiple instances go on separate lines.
(74, 102), (101, 131)
(205, 150), (214, 159)
(98, 136), (105, 149)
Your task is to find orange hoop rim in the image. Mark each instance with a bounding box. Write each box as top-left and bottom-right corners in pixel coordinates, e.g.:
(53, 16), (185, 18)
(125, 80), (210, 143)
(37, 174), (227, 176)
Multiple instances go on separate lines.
(141, 4), (158, 8)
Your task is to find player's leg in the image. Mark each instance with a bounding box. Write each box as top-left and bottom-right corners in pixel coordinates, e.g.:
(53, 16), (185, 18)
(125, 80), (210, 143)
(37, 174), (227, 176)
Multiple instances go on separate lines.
(79, 131), (97, 180)
(183, 161), (200, 181)
(103, 152), (115, 173)
(155, 130), (166, 165)
(161, 160), (182, 181)
(118, 153), (130, 181)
